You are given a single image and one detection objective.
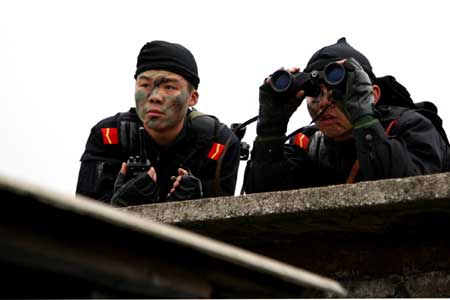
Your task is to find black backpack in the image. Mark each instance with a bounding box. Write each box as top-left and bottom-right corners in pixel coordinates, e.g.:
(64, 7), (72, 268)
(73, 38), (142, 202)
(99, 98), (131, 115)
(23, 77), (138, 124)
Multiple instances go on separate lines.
(375, 75), (449, 146)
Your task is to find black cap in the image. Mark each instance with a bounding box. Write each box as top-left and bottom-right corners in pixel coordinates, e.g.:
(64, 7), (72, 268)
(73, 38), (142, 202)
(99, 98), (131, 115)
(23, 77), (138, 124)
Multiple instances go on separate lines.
(134, 40), (200, 89)
(304, 37), (376, 81)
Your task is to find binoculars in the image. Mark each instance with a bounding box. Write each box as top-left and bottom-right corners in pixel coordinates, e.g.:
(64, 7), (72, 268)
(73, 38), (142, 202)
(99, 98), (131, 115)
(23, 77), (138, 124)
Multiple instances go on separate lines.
(270, 62), (346, 96)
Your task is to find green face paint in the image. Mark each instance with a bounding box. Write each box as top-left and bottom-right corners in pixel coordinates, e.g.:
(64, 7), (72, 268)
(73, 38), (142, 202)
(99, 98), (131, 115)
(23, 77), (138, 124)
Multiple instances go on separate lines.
(135, 85), (190, 132)
(135, 89), (148, 122)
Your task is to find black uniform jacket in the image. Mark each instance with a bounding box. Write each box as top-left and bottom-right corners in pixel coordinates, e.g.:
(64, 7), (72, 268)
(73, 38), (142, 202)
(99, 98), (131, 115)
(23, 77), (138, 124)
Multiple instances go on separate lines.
(76, 108), (240, 203)
(243, 105), (450, 193)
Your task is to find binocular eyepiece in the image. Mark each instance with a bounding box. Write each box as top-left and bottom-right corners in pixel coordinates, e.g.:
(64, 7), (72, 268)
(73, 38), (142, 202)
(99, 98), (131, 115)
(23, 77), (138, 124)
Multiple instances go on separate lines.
(270, 62), (346, 96)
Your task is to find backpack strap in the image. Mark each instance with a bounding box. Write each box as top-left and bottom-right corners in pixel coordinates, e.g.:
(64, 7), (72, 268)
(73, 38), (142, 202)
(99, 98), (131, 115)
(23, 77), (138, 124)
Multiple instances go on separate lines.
(185, 109), (223, 158)
(188, 109), (221, 141)
(186, 109), (227, 197)
(346, 119), (398, 184)
(187, 109), (227, 155)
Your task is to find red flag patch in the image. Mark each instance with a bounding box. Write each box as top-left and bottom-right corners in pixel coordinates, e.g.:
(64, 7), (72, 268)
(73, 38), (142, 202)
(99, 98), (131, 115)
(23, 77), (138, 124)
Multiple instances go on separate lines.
(293, 133), (309, 151)
(101, 128), (119, 145)
(207, 142), (225, 161)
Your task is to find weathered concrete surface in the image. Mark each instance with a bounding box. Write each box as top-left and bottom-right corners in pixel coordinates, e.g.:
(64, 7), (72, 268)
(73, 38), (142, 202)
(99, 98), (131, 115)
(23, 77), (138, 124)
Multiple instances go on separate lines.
(123, 172), (450, 297)
(0, 174), (346, 298)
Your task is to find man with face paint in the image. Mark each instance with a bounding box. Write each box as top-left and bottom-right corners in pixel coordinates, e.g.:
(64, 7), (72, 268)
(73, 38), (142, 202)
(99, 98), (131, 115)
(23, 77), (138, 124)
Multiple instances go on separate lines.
(243, 37), (450, 194)
(76, 40), (240, 206)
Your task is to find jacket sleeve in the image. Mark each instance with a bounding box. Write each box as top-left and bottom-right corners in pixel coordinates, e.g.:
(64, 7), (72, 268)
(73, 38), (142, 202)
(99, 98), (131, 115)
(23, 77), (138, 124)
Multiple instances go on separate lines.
(354, 110), (450, 180)
(201, 126), (241, 197)
(76, 123), (122, 203)
(243, 136), (316, 194)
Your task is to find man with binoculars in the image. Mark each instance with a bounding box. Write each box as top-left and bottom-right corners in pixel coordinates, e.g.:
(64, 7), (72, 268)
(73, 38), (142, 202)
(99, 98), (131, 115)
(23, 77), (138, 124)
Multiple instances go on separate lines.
(243, 37), (450, 193)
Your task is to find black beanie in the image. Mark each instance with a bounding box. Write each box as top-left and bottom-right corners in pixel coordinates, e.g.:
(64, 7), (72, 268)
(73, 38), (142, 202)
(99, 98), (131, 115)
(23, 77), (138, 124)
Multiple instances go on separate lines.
(304, 37), (376, 81)
(134, 40), (200, 89)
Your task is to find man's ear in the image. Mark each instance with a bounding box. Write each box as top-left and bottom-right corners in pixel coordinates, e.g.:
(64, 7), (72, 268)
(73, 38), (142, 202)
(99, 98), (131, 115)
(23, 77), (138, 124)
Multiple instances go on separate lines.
(188, 90), (199, 107)
(372, 84), (381, 105)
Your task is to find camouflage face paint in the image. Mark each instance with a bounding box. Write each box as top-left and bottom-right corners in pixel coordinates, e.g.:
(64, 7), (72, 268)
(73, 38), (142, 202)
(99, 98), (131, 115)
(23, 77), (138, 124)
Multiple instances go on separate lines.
(135, 89), (148, 122)
(145, 89), (189, 130)
(135, 87), (190, 131)
(134, 70), (193, 134)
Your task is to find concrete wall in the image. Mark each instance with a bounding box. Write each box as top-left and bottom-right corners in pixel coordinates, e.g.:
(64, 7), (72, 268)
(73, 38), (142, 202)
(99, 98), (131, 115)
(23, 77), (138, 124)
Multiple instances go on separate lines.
(123, 172), (450, 297)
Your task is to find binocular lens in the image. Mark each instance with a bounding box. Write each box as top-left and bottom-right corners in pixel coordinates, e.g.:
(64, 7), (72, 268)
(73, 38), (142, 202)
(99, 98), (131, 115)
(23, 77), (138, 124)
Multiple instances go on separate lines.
(323, 63), (345, 85)
(268, 63), (346, 96)
(271, 70), (291, 92)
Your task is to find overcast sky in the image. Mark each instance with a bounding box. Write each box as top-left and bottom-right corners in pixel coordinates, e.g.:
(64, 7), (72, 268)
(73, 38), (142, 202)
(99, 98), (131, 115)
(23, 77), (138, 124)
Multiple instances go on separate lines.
(1, 0), (449, 196)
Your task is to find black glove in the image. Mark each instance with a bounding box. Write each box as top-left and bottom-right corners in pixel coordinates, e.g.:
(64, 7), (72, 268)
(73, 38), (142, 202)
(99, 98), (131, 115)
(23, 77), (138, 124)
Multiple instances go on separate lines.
(112, 169), (127, 194)
(340, 58), (376, 128)
(166, 174), (203, 202)
(256, 78), (304, 137)
(111, 172), (159, 207)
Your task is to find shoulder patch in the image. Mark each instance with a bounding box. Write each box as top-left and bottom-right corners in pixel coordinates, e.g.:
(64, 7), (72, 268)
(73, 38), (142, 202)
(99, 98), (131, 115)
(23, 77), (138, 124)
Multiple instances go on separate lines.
(100, 128), (119, 145)
(207, 142), (225, 161)
(293, 133), (310, 151)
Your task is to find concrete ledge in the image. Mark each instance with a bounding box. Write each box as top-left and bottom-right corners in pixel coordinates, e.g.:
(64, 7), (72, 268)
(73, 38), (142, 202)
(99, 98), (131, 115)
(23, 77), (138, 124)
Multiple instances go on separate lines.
(123, 172), (450, 297)
(0, 174), (346, 298)
(124, 172), (450, 245)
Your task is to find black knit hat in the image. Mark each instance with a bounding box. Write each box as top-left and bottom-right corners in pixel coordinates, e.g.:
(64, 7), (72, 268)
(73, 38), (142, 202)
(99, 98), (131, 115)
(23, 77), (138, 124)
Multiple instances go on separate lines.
(134, 40), (200, 89)
(304, 37), (376, 81)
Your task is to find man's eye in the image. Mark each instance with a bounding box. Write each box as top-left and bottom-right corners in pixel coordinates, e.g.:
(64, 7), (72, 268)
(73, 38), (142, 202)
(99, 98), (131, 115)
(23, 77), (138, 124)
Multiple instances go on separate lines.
(310, 97), (320, 104)
(164, 85), (177, 90)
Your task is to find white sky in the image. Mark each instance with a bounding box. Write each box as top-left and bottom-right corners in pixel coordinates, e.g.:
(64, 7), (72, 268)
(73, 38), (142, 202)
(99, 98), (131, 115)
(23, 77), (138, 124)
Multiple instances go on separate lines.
(1, 0), (449, 196)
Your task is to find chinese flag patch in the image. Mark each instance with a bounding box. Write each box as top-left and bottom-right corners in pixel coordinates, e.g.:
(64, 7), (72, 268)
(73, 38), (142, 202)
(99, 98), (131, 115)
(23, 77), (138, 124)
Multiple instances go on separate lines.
(207, 142), (225, 161)
(293, 133), (309, 151)
(100, 128), (119, 145)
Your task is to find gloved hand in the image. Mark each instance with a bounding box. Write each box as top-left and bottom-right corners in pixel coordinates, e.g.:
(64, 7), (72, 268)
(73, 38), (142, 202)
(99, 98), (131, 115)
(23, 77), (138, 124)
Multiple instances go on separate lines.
(256, 74), (304, 137)
(341, 58), (376, 128)
(111, 164), (159, 207)
(166, 169), (202, 202)
(112, 163), (128, 194)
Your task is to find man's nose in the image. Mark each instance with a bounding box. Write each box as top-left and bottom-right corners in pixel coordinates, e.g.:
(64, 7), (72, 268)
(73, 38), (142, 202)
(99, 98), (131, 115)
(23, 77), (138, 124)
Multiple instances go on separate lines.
(148, 88), (163, 104)
(317, 88), (333, 109)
